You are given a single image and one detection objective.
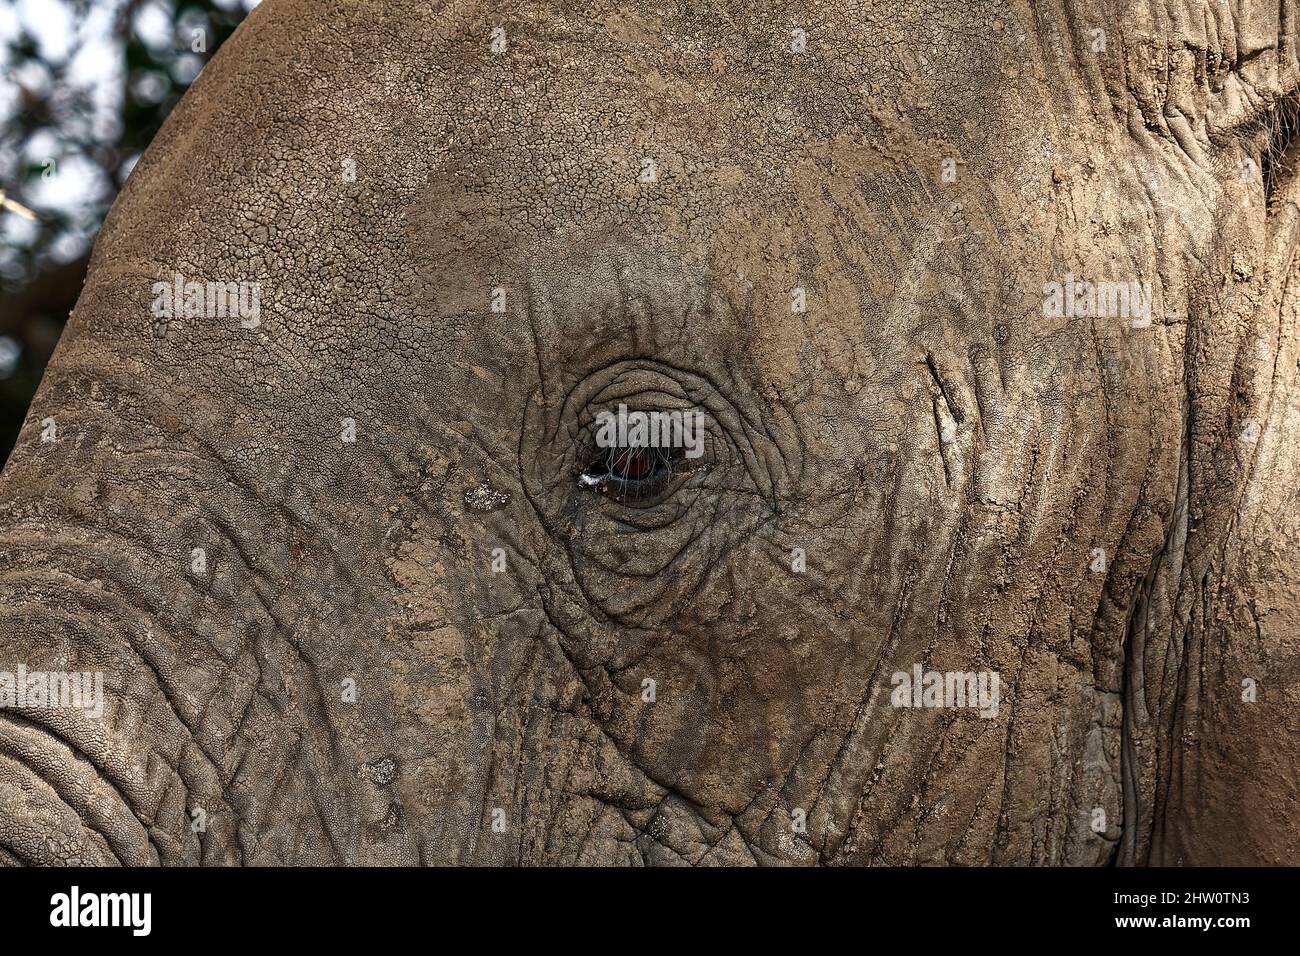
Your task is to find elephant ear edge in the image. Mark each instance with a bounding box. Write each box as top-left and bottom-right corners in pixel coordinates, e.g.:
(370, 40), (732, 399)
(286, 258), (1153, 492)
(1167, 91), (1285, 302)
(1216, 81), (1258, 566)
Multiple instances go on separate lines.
(1119, 44), (1300, 865)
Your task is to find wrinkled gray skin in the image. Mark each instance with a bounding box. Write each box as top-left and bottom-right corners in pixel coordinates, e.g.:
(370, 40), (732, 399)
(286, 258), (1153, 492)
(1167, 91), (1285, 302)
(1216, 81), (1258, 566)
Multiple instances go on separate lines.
(1, 0), (1298, 866)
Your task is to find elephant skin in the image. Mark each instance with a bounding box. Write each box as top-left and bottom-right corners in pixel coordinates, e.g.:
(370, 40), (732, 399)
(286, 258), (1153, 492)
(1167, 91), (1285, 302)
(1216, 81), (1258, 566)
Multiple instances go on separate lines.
(0, 0), (1299, 866)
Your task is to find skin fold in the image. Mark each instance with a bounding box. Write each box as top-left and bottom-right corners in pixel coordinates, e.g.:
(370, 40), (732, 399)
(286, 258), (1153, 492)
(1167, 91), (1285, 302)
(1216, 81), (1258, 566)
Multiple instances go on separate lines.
(0, 0), (1297, 865)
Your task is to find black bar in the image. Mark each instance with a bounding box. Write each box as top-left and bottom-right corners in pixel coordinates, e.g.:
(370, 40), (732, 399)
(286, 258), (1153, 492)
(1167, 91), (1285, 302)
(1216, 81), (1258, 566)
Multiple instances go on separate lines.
(0, 866), (1287, 941)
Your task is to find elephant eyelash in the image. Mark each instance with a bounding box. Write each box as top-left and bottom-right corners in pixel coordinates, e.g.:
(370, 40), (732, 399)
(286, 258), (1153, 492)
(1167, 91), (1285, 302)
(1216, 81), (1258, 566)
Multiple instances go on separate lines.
(1261, 93), (1300, 202)
(576, 444), (686, 502)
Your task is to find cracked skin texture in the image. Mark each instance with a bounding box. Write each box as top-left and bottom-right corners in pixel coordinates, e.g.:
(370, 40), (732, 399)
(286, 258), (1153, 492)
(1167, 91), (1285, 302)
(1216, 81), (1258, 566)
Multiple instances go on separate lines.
(0, 0), (1299, 865)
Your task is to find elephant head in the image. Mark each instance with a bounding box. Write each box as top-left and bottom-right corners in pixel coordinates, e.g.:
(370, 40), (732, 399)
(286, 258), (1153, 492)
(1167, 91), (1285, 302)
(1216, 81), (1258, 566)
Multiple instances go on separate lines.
(1, 0), (1298, 866)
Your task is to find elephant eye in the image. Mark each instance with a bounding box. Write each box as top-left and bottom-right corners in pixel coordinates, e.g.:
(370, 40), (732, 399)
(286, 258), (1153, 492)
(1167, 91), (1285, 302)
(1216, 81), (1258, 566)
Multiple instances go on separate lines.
(577, 443), (686, 501)
(610, 446), (657, 480)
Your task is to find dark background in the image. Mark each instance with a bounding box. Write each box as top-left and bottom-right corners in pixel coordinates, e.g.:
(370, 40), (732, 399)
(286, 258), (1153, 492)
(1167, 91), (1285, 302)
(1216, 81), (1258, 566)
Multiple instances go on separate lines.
(0, 0), (255, 466)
